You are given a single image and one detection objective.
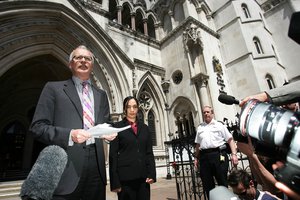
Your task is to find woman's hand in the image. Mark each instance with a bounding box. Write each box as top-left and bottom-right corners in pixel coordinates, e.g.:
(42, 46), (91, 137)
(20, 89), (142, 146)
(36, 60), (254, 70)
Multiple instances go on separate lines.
(146, 178), (154, 184)
(112, 188), (122, 193)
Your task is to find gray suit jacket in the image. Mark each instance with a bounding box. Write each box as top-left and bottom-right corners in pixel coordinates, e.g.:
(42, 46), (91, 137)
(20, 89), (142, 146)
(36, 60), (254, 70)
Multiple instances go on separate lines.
(267, 80), (300, 105)
(30, 79), (110, 195)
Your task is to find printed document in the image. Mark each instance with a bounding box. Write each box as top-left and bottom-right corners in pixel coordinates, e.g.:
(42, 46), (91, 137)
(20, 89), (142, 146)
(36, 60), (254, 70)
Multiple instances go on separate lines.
(87, 123), (130, 136)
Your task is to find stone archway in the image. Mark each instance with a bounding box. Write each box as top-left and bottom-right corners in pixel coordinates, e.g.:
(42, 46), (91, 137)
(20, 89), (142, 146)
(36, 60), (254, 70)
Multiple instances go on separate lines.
(0, 54), (71, 181)
(0, 0), (134, 181)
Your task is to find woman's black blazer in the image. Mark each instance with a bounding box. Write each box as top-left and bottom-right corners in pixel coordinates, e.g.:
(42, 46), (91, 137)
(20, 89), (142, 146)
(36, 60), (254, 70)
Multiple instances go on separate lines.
(109, 118), (156, 190)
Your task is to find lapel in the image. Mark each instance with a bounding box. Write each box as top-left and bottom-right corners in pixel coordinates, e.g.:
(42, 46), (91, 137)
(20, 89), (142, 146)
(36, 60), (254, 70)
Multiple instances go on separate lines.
(136, 120), (143, 136)
(122, 118), (137, 136)
(63, 79), (83, 120)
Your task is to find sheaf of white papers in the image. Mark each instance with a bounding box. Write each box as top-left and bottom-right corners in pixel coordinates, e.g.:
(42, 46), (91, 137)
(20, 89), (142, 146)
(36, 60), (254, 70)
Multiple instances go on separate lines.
(87, 123), (130, 137)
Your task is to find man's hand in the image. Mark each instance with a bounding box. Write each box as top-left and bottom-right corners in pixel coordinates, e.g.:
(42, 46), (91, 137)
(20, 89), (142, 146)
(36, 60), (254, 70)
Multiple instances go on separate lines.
(239, 92), (269, 107)
(231, 154), (239, 166)
(71, 129), (91, 143)
(194, 159), (198, 169)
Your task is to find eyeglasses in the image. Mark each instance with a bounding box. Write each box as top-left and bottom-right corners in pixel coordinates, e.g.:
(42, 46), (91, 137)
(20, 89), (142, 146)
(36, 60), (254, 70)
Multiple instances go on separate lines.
(73, 55), (93, 62)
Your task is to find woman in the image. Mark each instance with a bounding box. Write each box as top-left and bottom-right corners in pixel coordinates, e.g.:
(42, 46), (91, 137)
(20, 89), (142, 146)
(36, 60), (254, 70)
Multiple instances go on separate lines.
(109, 96), (156, 200)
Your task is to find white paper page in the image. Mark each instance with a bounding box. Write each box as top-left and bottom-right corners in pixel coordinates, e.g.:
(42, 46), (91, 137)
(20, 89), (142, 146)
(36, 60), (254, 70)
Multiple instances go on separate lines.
(87, 123), (130, 137)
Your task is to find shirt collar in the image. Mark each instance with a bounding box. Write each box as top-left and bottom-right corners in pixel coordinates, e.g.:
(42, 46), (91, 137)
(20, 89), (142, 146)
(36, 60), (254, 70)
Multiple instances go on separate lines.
(204, 118), (216, 125)
(72, 76), (91, 86)
(254, 189), (260, 200)
(127, 119), (137, 125)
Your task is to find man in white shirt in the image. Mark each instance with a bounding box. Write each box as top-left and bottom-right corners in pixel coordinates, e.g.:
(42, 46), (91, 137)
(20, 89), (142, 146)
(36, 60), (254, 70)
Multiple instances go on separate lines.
(194, 105), (239, 199)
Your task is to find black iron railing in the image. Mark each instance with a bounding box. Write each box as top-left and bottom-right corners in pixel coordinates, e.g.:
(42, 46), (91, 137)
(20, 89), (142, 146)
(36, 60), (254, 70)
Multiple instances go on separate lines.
(164, 130), (250, 200)
(165, 136), (206, 200)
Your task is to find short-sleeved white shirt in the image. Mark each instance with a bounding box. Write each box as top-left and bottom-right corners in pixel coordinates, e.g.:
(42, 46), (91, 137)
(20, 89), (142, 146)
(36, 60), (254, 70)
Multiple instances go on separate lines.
(194, 119), (232, 150)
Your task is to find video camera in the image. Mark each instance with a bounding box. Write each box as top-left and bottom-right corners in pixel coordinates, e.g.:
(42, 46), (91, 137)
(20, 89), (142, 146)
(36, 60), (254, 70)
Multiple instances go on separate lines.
(218, 94), (300, 194)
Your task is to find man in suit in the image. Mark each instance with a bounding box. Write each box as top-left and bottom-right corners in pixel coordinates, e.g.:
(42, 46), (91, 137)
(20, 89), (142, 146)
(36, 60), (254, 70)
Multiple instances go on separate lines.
(30, 45), (116, 200)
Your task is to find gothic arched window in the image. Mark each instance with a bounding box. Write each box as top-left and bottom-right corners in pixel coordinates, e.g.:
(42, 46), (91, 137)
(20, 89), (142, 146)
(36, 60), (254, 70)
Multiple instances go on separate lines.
(265, 74), (276, 89)
(253, 37), (264, 54)
(122, 4), (132, 28)
(148, 110), (157, 146)
(173, 2), (185, 26)
(163, 13), (172, 34)
(108, 0), (118, 20)
(241, 4), (251, 18)
(135, 10), (144, 34)
(147, 15), (156, 39)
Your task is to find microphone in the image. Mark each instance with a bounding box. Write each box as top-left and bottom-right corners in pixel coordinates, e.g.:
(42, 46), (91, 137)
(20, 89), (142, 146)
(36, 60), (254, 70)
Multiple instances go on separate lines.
(20, 145), (68, 200)
(218, 93), (239, 105)
(288, 12), (300, 45)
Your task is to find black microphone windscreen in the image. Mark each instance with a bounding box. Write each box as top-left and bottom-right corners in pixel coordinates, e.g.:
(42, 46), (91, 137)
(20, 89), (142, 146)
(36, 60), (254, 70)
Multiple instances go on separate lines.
(210, 186), (240, 200)
(288, 12), (300, 45)
(20, 145), (68, 200)
(218, 93), (239, 105)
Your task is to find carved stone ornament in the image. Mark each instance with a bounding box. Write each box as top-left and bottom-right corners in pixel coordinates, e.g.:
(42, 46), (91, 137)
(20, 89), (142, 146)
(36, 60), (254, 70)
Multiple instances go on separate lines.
(138, 91), (153, 111)
(212, 56), (223, 74)
(183, 23), (203, 49)
(212, 56), (226, 93)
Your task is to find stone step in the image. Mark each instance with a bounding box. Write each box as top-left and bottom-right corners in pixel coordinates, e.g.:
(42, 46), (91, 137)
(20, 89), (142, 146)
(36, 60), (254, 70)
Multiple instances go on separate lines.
(0, 192), (20, 199)
(0, 181), (22, 199)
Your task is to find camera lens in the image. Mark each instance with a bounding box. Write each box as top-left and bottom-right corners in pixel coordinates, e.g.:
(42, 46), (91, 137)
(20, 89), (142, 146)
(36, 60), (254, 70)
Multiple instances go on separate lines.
(240, 99), (297, 147)
(239, 99), (300, 194)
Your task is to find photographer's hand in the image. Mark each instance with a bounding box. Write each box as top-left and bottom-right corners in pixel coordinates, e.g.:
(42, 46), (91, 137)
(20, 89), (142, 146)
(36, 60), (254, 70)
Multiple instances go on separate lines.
(236, 137), (255, 157)
(272, 161), (300, 200)
(239, 92), (269, 107)
(237, 138), (279, 194)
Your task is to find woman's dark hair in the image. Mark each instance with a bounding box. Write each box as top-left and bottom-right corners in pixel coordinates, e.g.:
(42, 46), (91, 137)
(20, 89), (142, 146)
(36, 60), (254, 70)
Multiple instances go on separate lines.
(123, 96), (139, 115)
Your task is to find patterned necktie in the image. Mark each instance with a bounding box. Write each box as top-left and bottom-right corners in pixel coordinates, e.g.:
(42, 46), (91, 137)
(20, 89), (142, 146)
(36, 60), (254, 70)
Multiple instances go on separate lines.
(82, 81), (94, 130)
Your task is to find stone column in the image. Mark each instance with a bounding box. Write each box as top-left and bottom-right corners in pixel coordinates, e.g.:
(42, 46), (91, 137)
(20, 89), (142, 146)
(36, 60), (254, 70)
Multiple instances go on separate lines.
(154, 23), (161, 40)
(192, 73), (210, 108)
(161, 80), (171, 138)
(161, 80), (172, 179)
(176, 117), (184, 139)
(131, 13), (136, 31)
(196, 7), (202, 21)
(169, 11), (175, 30)
(117, 6), (122, 24)
(143, 19), (148, 36)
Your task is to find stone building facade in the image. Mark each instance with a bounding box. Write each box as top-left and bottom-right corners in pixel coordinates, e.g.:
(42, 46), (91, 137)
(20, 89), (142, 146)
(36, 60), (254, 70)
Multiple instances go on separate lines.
(0, 0), (299, 179)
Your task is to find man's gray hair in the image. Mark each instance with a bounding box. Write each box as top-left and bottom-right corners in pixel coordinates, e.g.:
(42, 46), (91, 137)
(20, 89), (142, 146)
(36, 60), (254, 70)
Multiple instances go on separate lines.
(69, 45), (94, 64)
(203, 105), (214, 114)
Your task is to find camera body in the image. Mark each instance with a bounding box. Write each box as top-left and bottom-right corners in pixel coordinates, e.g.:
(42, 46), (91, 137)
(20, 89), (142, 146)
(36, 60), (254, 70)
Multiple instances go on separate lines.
(238, 99), (300, 194)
